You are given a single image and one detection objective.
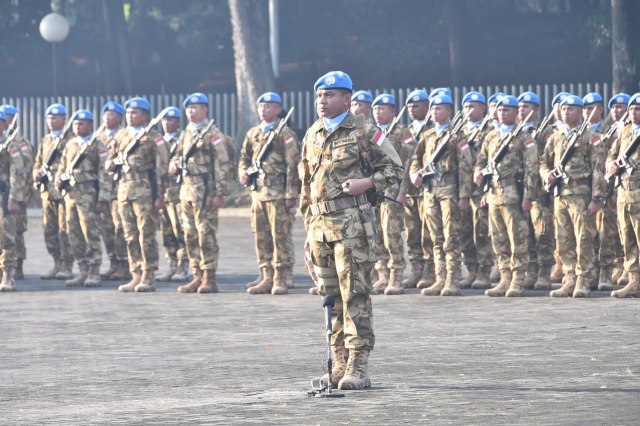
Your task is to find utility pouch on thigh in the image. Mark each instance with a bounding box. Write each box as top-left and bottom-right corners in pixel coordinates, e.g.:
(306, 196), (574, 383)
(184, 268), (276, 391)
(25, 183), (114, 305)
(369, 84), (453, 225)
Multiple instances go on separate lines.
(313, 264), (340, 296)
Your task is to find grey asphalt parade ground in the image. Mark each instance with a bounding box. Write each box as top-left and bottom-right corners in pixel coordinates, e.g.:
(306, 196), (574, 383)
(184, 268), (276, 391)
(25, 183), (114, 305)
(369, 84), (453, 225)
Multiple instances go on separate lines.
(1, 211), (639, 425)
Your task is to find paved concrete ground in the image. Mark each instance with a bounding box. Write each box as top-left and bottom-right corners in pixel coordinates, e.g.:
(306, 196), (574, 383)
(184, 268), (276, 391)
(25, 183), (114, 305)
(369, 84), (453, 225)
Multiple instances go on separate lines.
(1, 214), (639, 424)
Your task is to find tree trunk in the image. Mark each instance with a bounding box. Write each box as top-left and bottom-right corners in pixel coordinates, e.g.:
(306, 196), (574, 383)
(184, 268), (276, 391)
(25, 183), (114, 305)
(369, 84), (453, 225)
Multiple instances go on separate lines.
(229, 0), (275, 147)
(101, 0), (133, 94)
(611, 0), (637, 93)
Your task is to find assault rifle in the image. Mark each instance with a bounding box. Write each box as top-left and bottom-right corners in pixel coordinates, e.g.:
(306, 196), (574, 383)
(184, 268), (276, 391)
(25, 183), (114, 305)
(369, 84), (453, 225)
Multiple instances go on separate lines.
(480, 110), (534, 193)
(604, 131), (640, 201)
(34, 112), (79, 192)
(544, 108), (597, 197)
(531, 110), (554, 140)
(467, 113), (491, 147)
(0, 113), (20, 155)
(58, 123), (107, 196)
(384, 105), (407, 137)
(420, 111), (464, 190)
(244, 107), (294, 191)
(176, 118), (217, 184)
(112, 107), (172, 181)
(602, 111), (629, 144)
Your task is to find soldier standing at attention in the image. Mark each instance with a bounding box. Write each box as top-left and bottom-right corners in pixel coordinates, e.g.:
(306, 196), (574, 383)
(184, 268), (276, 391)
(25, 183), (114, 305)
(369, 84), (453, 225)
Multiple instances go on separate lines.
(301, 71), (402, 389)
(33, 104), (74, 280)
(56, 110), (111, 287)
(239, 92), (301, 295)
(0, 109), (27, 291)
(106, 97), (167, 292)
(540, 95), (606, 298)
(169, 93), (232, 294)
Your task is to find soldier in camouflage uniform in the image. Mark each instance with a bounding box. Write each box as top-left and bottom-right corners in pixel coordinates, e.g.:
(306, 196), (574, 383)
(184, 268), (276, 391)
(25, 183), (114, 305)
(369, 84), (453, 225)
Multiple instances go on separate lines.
(169, 93), (232, 294)
(97, 101), (130, 281)
(0, 110), (27, 291)
(410, 94), (472, 296)
(350, 90), (373, 121)
(607, 93), (640, 298)
(106, 97), (168, 292)
(33, 104), (74, 280)
(55, 110), (111, 287)
(301, 71), (402, 390)
(239, 92), (300, 295)
(540, 95), (606, 298)
(370, 93), (414, 296)
(474, 95), (539, 297)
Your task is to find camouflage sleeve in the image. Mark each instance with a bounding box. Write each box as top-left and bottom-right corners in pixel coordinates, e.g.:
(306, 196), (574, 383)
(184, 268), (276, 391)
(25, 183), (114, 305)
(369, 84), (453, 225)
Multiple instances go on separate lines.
(455, 134), (472, 199)
(212, 130), (231, 196)
(237, 130), (253, 177)
(282, 127), (301, 199)
(9, 142), (27, 204)
(97, 142), (112, 202)
(398, 127), (416, 194)
(299, 137), (312, 229)
(56, 142), (69, 180)
(408, 138), (425, 177)
(474, 136), (489, 174)
(154, 136), (168, 199)
(225, 135), (237, 181)
(33, 140), (44, 175)
(107, 132), (120, 161)
(368, 127), (403, 193)
(589, 131), (607, 200)
(606, 132), (622, 167)
(539, 134), (555, 178)
(521, 134), (540, 201)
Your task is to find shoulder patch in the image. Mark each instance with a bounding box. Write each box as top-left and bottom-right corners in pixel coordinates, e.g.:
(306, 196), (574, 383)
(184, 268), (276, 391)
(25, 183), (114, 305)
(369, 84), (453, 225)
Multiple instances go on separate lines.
(99, 148), (108, 158)
(372, 130), (385, 146)
(590, 136), (602, 147)
(403, 135), (413, 144)
(458, 139), (469, 151)
(525, 139), (536, 149)
(284, 135), (295, 144)
(10, 147), (20, 158)
(211, 135), (222, 145)
(155, 137), (165, 146)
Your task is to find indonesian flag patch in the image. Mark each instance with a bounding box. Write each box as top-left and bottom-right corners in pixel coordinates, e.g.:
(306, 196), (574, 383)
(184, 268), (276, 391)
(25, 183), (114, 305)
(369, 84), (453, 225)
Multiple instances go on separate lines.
(10, 147), (19, 158)
(99, 149), (108, 158)
(372, 130), (385, 146)
(403, 135), (413, 144)
(211, 135), (222, 146)
(525, 139), (536, 149)
(284, 135), (295, 144)
(155, 137), (165, 146)
(591, 136), (602, 147)
(458, 139), (469, 152)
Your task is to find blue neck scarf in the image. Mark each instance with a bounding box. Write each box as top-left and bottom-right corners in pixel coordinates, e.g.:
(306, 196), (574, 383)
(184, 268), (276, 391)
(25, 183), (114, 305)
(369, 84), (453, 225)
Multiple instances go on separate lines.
(322, 110), (349, 134)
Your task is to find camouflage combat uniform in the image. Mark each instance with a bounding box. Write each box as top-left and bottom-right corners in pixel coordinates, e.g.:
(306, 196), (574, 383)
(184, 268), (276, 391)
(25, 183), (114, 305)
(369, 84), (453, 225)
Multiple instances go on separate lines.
(13, 132), (33, 278)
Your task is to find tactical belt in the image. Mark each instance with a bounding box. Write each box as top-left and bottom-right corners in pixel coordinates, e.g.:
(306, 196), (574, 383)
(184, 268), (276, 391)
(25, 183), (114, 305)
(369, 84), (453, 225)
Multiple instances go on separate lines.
(257, 176), (285, 187)
(622, 180), (640, 190)
(183, 173), (209, 185)
(310, 194), (368, 216)
(430, 174), (457, 187)
(491, 176), (518, 189)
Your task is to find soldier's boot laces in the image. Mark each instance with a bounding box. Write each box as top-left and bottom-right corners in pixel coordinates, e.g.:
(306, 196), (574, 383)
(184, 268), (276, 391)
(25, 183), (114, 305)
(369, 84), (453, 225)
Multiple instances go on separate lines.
(533, 264), (553, 290)
(247, 266), (274, 294)
(616, 270), (629, 286)
(572, 275), (591, 298)
(401, 260), (423, 289)
(416, 261), (435, 289)
(134, 270), (156, 292)
(338, 349), (371, 390)
(41, 259), (61, 280)
(505, 270), (526, 297)
(549, 271), (576, 298)
(271, 267), (289, 295)
(178, 267), (202, 293)
(198, 269), (219, 294)
(156, 260), (178, 282)
(441, 269), (461, 296)
(65, 265), (88, 287)
(611, 272), (640, 298)
(55, 261), (75, 280)
(370, 267), (389, 295)
(100, 258), (119, 280)
(421, 265), (445, 296)
(597, 266), (615, 292)
(84, 265), (102, 287)
(524, 263), (538, 290)
(459, 264), (477, 289)
(472, 264), (492, 289)
(118, 270), (142, 292)
(485, 269), (511, 297)
(110, 260), (131, 281)
(0, 268), (16, 292)
(490, 263), (501, 283)
(384, 268), (404, 295)
(286, 265), (295, 289)
(15, 259), (24, 280)
(322, 345), (349, 388)
(550, 260), (564, 283)
(171, 260), (190, 281)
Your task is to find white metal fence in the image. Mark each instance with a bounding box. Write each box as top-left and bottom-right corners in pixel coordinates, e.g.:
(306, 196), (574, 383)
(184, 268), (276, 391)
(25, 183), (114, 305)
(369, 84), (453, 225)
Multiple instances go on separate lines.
(2, 81), (617, 147)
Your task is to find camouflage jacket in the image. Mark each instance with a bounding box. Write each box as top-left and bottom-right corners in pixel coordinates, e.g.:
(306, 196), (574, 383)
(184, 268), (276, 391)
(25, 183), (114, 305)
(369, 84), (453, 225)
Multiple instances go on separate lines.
(409, 125), (472, 200)
(238, 124), (301, 201)
(57, 135), (111, 203)
(162, 131), (183, 204)
(300, 112), (403, 242)
(379, 124), (414, 198)
(34, 131), (73, 200)
(462, 119), (493, 197)
(607, 124), (640, 203)
(0, 138), (27, 205)
(540, 127), (606, 200)
(98, 126), (123, 201)
(402, 120), (432, 197)
(476, 129), (539, 205)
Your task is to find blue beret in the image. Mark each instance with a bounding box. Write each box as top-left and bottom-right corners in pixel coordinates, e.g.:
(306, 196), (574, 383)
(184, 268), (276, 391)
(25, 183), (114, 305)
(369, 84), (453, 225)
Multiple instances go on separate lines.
(183, 93), (208, 109)
(256, 92), (282, 106)
(163, 107), (181, 119)
(497, 95), (518, 108)
(125, 97), (150, 112)
(552, 92), (571, 105)
(405, 90), (429, 104)
(352, 90), (373, 103)
(46, 103), (67, 116)
(0, 105), (18, 115)
(560, 95), (584, 108)
(314, 71), (353, 92)
(518, 91), (540, 106)
(582, 92), (603, 106)
(431, 95), (453, 106)
(608, 93), (631, 109)
(372, 94), (395, 107)
(488, 92), (506, 105)
(628, 93), (640, 107)
(430, 87), (451, 99)
(101, 101), (125, 117)
(462, 91), (486, 104)
(74, 109), (93, 122)
(0, 111), (6, 121)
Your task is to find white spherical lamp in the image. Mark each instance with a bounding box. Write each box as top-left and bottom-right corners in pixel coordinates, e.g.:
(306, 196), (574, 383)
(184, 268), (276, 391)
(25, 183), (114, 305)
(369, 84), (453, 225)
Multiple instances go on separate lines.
(39, 13), (70, 43)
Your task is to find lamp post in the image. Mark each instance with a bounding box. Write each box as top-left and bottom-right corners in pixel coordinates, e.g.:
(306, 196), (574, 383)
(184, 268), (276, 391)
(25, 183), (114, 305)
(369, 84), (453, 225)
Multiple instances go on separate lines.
(39, 13), (70, 96)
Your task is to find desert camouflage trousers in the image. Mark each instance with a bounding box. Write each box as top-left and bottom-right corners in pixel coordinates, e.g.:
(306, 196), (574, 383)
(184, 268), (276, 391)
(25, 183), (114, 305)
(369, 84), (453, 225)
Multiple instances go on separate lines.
(554, 195), (597, 278)
(617, 200), (640, 273)
(161, 199), (187, 264)
(596, 202), (623, 267)
(99, 198), (127, 262)
(181, 196), (219, 271)
(374, 200), (405, 269)
(423, 192), (461, 272)
(527, 199), (556, 267)
(251, 199), (293, 269)
(404, 196), (434, 264)
(460, 195), (493, 268)
(488, 203), (529, 272)
(65, 188), (102, 269)
(119, 191), (159, 273)
(41, 197), (71, 264)
(0, 202), (17, 270)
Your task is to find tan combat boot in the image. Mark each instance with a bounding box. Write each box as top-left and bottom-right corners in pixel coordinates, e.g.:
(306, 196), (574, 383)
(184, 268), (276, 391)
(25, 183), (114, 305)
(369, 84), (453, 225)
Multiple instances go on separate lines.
(572, 275), (591, 298)
(460, 264), (477, 289)
(271, 267), (288, 295)
(490, 263), (500, 283)
(506, 270), (526, 297)
(384, 268), (404, 295)
(15, 259), (24, 280)
(198, 269), (219, 294)
(338, 349), (371, 390)
(156, 260), (178, 282)
(401, 260), (423, 289)
(371, 267), (389, 295)
(617, 270), (629, 286)
(41, 259), (61, 280)
(472, 264), (492, 289)
(611, 272), (640, 298)
(322, 345), (349, 388)
(247, 266), (274, 294)
(441, 268), (461, 296)
(245, 269), (264, 289)
(286, 265), (295, 289)
(171, 260), (190, 281)
(65, 264), (88, 287)
(550, 260), (564, 283)
(118, 269), (142, 292)
(55, 261), (75, 280)
(597, 265), (615, 292)
(178, 267), (202, 293)
(485, 269), (511, 297)
(100, 258), (119, 279)
(550, 271), (576, 298)
(533, 264), (552, 290)
(416, 261), (435, 289)
(421, 263), (445, 296)
(84, 265), (102, 287)
(0, 268), (16, 292)
(134, 270), (156, 292)
(111, 260), (131, 281)
(524, 263), (538, 290)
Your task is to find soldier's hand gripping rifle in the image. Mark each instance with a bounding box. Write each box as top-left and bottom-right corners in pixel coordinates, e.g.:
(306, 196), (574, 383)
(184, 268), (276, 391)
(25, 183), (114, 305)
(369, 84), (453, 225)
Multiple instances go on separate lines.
(0, 112), (20, 155)
(176, 118), (217, 184)
(602, 111), (629, 145)
(604, 131), (640, 202)
(531, 110), (554, 140)
(419, 111), (463, 190)
(112, 107), (172, 181)
(58, 122), (106, 196)
(480, 110), (534, 193)
(543, 108), (597, 197)
(244, 107), (295, 191)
